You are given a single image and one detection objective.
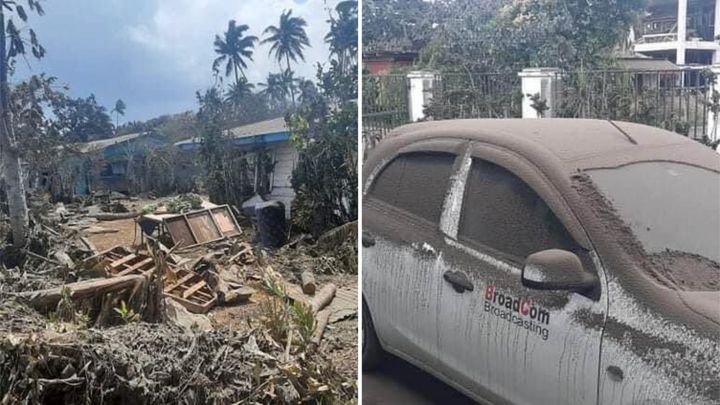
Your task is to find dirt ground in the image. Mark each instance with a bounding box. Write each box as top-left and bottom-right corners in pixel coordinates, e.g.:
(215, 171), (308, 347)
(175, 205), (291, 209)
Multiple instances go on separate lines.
(85, 217), (139, 251)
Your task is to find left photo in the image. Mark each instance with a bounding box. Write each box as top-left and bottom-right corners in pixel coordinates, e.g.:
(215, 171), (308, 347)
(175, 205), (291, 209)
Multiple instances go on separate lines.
(0, 1), (358, 403)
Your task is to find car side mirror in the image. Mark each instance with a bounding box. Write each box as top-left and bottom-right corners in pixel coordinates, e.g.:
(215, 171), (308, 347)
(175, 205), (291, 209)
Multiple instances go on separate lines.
(522, 249), (598, 292)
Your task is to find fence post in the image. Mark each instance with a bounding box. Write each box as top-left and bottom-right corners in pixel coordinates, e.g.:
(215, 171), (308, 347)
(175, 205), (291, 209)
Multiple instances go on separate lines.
(518, 68), (561, 118)
(407, 71), (436, 122)
(707, 64), (720, 142)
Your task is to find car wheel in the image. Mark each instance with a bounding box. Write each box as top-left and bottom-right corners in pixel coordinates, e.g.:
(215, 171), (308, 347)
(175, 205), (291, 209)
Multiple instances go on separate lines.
(362, 299), (383, 371)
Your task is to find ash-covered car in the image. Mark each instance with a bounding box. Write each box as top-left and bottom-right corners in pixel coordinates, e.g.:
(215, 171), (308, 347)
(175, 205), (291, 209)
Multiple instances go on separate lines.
(361, 119), (719, 405)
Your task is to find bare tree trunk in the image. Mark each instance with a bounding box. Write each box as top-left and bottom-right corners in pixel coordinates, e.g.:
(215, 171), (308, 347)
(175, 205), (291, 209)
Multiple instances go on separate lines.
(0, 11), (28, 247)
(286, 55), (296, 107)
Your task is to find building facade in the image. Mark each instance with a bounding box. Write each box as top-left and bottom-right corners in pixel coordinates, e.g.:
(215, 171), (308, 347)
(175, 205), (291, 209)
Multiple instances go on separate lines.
(632, 0), (720, 65)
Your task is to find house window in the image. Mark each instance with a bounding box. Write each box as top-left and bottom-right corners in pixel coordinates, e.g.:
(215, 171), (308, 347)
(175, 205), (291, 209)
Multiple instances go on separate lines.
(100, 162), (126, 177)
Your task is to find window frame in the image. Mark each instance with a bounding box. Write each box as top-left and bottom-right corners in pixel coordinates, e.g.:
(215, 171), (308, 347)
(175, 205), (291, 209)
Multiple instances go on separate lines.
(442, 142), (590, 266)
(364, 138), (467, 231)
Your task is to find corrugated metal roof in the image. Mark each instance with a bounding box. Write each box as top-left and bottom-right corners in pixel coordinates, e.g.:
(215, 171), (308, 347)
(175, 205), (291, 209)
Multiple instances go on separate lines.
(78, 132), (149, 153)
(175, 117), (288, 147)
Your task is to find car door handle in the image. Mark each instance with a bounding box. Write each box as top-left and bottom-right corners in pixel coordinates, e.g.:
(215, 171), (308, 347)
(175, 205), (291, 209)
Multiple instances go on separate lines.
(443, 271), (474, 293)
(362, 231), (375, 247)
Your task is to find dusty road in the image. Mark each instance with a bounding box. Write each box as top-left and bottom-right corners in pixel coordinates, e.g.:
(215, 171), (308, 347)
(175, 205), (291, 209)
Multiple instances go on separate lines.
(362, 355), (476, 404)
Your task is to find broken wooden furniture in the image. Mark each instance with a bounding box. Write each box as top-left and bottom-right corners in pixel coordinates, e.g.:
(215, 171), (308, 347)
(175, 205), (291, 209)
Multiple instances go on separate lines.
(137, 204), (242, 248)
(84, 246), (217, 313)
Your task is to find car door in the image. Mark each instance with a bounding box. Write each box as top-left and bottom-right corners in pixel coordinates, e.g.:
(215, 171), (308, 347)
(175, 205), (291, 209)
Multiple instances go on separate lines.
(434, 153), (607, 405)
(363, 149), (458, 369)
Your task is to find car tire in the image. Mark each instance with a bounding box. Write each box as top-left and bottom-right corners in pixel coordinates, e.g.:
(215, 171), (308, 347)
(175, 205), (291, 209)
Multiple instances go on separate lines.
(362, 299), (383, 371)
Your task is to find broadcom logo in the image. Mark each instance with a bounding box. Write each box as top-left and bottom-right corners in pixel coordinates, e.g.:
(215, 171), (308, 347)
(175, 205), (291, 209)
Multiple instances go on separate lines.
(483, 285), (551, 341)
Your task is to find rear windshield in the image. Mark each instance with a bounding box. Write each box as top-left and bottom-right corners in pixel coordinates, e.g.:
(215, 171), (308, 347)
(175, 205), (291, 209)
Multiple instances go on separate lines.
(587, 162), (720, 290)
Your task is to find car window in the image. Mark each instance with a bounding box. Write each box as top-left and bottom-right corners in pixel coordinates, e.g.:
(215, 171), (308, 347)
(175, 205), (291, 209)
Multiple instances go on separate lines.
(458, 158), (579, 262)
(369, 152), (456, 224)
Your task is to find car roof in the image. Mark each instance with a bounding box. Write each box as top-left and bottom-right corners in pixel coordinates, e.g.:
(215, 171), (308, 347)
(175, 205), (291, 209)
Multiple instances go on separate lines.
(380, 119), (720, 173)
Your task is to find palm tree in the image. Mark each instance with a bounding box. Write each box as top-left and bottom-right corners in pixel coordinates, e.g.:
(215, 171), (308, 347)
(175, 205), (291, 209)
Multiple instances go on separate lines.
(224, 78), (255, 106)
(258, 73), (289, 109)
(297, 79), (318, 105)
(262, 10), (310, 105)
(325, 1), (357, 74)
(280, 69), (299, 104)
(212, 20), (258, 85)
(111, 99), (126, 129)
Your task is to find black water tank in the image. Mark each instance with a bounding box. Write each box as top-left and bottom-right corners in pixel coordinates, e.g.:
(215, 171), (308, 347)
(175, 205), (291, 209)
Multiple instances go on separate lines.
(255, 200), (287, 248)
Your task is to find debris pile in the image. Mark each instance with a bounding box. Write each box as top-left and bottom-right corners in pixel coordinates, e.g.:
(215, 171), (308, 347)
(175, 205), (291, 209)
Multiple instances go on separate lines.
(0, 195), (357, 403)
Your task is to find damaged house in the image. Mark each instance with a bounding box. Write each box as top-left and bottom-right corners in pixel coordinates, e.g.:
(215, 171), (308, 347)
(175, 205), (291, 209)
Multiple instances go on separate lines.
(63, 131), (167, 196)
(175, 117), (298, 218)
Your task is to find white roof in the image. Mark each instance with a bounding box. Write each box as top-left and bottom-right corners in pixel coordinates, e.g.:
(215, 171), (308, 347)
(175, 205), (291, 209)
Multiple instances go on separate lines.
(175, 117), (288, 147)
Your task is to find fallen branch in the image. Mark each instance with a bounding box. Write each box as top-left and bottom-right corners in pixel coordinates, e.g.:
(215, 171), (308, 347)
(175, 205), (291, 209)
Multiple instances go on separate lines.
(23, 250), (61, 266)
(311, 308), (331, 347)
(301, 271), (316, 295)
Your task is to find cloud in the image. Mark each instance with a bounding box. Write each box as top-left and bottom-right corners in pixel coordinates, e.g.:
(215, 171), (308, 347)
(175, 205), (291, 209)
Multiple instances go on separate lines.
(127, 0), (338, 88)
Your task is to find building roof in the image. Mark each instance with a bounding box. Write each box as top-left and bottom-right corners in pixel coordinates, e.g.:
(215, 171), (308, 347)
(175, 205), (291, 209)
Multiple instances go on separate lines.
(617, 56), (680, 71)
(175, 117), (289, 150)
(77, 132), (150, 153)
(367, 119), (719, 177)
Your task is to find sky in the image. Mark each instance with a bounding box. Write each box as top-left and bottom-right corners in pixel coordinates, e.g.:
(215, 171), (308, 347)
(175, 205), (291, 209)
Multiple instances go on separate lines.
(14, 0), (338, 122)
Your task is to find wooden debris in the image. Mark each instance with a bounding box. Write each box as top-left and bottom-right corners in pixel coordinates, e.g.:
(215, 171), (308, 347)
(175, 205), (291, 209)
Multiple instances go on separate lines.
(80, 237), (99, 255)
(301, 271), (316, 295)
(311, 308), (331, 347)
(53, 251), (75, 269)
(87, 246), (218, 314)
(229, 242), (255, 264)
(164, 267), (217, 314)
(16, 274), (146, 313)
(310, 284), (337, 314)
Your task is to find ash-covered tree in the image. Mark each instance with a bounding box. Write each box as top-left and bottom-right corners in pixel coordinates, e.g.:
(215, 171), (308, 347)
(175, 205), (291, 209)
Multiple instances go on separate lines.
(326, 0), (357, 75)
(0, 0), (46, 247)
(362, 0), (437, 53)
(53, 94), (114, 142)
(417, 0), (644, 72)
(288, 3), (357, 237)
(111, 98), (126, 129)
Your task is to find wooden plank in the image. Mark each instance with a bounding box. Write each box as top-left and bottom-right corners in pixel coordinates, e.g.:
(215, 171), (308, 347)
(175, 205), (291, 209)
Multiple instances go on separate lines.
(182, 213), (202, 245)
(186, 212), (222, 243)
(110, 254), (137, 269)
(115, 257), (154, 276)
(165, 217), (196, 247)
(182, 280), (207, 299)
(211, 207), (239, 236)
(164, 273), (195, 293)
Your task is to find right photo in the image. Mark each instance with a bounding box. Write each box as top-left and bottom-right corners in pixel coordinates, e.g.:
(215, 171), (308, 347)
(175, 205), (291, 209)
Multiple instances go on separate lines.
(360, 0), (720, 404)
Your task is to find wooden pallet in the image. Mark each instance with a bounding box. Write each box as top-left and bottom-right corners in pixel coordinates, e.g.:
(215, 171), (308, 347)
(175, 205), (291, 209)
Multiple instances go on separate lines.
(163, 267), (217, 313)
(85, 246), (217, 313)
